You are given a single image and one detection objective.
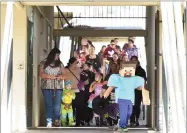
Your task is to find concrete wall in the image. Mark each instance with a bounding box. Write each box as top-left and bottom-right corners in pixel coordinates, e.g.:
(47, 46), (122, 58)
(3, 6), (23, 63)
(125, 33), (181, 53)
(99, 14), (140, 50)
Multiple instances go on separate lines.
(32, 6), (54, 127)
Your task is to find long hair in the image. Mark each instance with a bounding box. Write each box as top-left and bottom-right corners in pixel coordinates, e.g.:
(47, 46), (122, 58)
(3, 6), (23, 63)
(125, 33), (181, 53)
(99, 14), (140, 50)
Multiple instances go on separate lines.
(108, 62), (118, 74)
(130, 56), (140, 66)
(96, 72), (104, 83)
(43, 48), (61, 69)
(65, 57), (77, 68)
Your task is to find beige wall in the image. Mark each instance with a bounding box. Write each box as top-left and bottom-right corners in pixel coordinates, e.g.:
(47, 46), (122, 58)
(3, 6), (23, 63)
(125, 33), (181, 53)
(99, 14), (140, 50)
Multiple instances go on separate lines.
(1, 4), (7, 47)
(12, 5), (27, 132)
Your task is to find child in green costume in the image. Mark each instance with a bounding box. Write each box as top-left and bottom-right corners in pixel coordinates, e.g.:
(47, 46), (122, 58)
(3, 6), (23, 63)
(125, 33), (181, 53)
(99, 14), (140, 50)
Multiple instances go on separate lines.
(61, 81), (75, 126)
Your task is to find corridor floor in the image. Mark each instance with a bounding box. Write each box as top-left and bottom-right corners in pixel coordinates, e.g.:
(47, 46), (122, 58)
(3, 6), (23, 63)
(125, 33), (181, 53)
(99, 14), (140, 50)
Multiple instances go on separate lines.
(22, 129), (160, 133)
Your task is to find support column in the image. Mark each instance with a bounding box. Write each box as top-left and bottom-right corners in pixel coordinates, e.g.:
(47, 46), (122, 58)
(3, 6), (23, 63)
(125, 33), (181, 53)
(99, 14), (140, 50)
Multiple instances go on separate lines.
(146, 6), (156, 129)
(12, 5), (27, 132)
(185, 2), (187, 133)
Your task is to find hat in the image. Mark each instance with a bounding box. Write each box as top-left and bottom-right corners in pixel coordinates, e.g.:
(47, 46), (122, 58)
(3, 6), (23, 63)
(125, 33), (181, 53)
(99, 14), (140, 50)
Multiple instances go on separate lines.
(92, 96), (109, 115)
(65, 80), (72, 86)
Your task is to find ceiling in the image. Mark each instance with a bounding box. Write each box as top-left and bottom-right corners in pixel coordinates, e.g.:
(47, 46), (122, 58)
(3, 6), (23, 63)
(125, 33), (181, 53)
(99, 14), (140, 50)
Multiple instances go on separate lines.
(20, 1), (159, 6)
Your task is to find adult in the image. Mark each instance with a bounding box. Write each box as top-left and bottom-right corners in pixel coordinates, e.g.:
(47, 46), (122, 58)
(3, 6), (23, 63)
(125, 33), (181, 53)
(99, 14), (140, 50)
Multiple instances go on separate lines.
(86, 45), (101, 72)
(115, 45), (122, 57)
(98, 45), (106, 66)
(122, 37), (138, 61)
(114, 38), (119, 46)
(39, 48), (66, 127)
(103, 40), (116, 61)
(82, 45), (89, 57)
(107, 53), (120, 75)
(130, 56), (147, 126)
(64, 57), (82, 93)
(64, 57), (85, 126)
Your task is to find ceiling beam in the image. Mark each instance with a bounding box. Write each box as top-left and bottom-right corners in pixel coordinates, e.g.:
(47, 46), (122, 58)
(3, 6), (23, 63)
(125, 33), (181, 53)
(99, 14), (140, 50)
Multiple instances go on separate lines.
(21, 2), (159, 6)
(54, 28), (147, 37)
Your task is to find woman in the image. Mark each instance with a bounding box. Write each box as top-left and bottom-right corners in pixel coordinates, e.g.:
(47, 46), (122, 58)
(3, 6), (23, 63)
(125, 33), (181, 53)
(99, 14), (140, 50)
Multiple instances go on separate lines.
(98, 45), (106, 66)
(130, 56), (147, 127)
(107, 53), (120, 75)
(64, 57), (84, 126)
(86, 45), (101, 72)
(39, 48), (66, 127)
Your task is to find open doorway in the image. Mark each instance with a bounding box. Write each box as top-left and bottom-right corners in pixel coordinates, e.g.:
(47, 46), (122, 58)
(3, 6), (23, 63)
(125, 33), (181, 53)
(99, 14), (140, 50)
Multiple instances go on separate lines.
(31, 5), (156, 130)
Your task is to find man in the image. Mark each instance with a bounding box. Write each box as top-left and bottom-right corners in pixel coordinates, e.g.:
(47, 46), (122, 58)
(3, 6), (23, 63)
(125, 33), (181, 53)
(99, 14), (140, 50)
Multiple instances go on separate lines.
(122, 37), (138, 61)
(114, 38), (119, 46)
(103, 40), (116, 61)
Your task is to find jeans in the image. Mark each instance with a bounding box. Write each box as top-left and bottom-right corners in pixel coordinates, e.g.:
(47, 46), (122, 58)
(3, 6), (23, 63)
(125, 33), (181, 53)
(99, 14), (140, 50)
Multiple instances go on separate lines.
(42, 89), (63, 125)
(118, 99), (133, 128)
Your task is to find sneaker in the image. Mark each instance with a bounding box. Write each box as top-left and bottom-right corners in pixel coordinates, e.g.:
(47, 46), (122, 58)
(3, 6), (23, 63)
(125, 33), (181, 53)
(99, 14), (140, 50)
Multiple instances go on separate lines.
(123, 128), (128, 132)
(135, 121), (139, 126)
(130, 122), (135, 127)
(108, 126), (113, 130)
(46, 123), (52, 128)
(112, 125), (118, 131)
(118, 127), (128, 132)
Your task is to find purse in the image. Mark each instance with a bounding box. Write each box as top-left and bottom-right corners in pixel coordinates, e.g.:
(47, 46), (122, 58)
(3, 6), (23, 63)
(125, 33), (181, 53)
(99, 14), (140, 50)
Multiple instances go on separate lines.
(68, 68), (84, 90)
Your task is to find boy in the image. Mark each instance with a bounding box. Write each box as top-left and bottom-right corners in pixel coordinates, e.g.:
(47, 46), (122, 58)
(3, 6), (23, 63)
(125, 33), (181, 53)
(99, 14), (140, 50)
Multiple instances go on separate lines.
(61, 81), (76, 126)
(103, 64), (144, 132)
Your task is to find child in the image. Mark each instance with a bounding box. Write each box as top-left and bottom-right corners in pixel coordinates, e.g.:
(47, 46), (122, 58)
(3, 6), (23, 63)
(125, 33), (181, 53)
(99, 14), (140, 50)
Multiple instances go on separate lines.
(88, 72), (104, 126)
(102, 62), (120, 131)
(61, 81), (76, 126)
(103, 65), (144, 132)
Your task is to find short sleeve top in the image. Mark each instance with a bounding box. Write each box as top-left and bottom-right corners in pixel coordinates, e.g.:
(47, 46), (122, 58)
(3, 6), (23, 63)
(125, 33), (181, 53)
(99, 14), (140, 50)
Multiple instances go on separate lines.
(40, 59), (64, 90)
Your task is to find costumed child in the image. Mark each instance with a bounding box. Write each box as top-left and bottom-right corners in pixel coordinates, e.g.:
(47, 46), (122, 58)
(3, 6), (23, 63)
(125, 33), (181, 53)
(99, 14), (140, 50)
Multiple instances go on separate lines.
(61, 80), (76, 126)
(88, 72), (104, 126)
(103, 63), (144, 132)
(102, 62), (120, 131)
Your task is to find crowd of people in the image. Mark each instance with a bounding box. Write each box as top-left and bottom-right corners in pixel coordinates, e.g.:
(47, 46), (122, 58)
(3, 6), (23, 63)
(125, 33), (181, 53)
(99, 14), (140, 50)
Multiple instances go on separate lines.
(39, 37), (147, 132)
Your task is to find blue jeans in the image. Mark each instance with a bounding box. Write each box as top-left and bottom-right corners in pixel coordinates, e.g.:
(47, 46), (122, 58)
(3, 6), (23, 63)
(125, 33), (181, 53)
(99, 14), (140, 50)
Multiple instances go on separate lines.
(118, 99), (133, 128)
(42, 89), (63, 125)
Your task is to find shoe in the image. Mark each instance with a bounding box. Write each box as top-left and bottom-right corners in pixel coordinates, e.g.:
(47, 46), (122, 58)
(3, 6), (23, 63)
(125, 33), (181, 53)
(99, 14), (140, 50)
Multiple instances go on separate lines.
(118, 127), (128, 132)
(54, 120), (60, 127)
(80, 121), (85, 126)
(46, 123), (52, 128)
(95, 117), (100, 126)
(123, 127), (128, 132)
(69, 122), (75, 126)
(108, 126), (113, 130)
(130, 122), (135, 127)
(135, 121), (139, 126)
(86, 122), (90, 126)
(112, 125), (118, 131)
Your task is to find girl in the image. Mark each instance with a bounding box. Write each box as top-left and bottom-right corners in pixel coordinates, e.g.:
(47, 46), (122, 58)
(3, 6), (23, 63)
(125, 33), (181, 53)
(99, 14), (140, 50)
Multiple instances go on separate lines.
(88, 72), (104, 126)
(103, 62), (119, 130)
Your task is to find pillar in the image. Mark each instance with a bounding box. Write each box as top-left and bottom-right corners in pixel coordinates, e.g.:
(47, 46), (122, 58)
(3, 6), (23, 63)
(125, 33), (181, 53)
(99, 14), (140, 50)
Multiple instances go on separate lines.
(146, 6), (156, 129)
(12, 5), (27, 132)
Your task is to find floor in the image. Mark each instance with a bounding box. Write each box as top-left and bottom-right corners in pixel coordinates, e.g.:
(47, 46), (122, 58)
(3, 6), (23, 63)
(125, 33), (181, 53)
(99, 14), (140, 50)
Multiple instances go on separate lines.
(22, 129), (161, 133)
